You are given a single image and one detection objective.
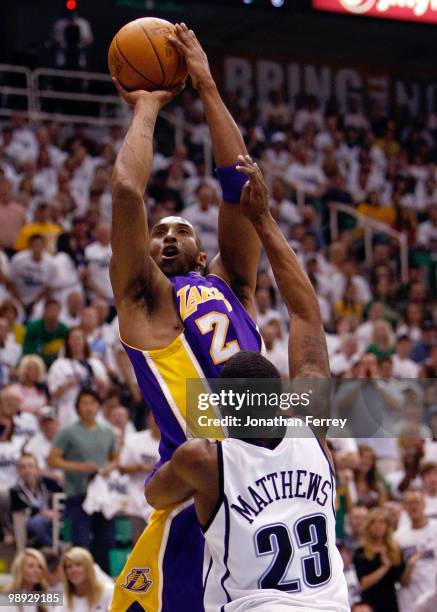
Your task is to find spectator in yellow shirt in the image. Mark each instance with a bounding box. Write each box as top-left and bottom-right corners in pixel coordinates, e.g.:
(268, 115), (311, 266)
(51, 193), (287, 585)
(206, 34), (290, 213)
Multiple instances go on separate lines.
(14, 202), (62, 254)
(357, 191), (396, 226)
(334, 281), (364, 320)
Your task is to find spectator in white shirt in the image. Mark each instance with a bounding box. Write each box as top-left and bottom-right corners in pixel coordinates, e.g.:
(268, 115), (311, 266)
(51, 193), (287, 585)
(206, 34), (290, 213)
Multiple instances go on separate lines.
(417, 204), (437, 248)
(330, 259), (372, 306)
(262, 132), (290, 172)
(395, 489), (437, 612)
(9, 354), (48, 415)
(62, 547), (113, 612)
(60, 291), (85, 329)
(344, 98), (370, 132)
(183, 183), (219, 262)
(330, 335), (360, 376)
(47, 327), (109, 427)
(420, 462), (437, 521)
(35, 126), (66, 169)
(392, 336), (420, 379)
(356, 302), (385, 353)
(104, 404), (136, 449)
(23, 407), (63, 484)
(293, 95), (324, 134)
(261, 321), (288, 377)
(10, 112), (38, 159)
(285, 145), (326, 198)
(268, 177), (301, 236)
(80, 306), (108, 362)
(10, 234), (56, 315)
(118, 410), (160, 537)
(260, 91), (290, 130)
(84, 222), (112, 303)
(0, 316), (21, 383)
(255, 286), (282, 330)
(184, 160), (221, 200)
(1, 385), (39, 440)
(0, 410), (24, 543)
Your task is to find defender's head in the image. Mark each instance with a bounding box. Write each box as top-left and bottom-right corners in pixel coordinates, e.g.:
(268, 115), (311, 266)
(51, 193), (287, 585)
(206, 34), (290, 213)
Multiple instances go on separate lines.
(149, 216), (206, 277)
(219, 351), (283, 434)
(220, 351), (281, 382)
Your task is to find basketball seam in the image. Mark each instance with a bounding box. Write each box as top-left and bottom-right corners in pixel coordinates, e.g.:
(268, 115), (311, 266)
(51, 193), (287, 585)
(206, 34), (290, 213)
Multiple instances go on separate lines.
(114, 35), (161, 89)
(139, 25), (165, 88)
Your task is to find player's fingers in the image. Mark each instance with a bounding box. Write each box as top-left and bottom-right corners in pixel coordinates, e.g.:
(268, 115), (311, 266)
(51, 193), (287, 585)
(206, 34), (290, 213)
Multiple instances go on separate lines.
(112, 77), (127, 97)
(235, 165), (254, 176)
(237, 154), (256, 170)
(240, 180), (251, 205)
(167, 34), (185, 52)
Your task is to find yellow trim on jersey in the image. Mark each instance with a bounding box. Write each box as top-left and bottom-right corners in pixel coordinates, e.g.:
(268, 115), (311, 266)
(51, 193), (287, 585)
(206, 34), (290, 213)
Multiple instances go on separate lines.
(119, 331), (184, 355)
(145, 334), (224, 440)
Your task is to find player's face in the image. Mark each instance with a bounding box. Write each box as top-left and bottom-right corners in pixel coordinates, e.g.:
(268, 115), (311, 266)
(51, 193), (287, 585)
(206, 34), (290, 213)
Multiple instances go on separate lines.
(149, 221), (203, 276)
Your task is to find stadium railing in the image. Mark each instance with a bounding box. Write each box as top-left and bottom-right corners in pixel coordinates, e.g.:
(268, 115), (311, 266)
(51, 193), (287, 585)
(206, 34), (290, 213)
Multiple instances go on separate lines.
(0, 63), (409, 281)
(329, 202), (409, 284)
(0, 63), (213, 174)
(0, 64), (32, 117)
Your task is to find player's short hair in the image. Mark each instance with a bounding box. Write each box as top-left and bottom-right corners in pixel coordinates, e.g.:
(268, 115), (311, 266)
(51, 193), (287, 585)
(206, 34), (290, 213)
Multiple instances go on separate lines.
(219, 351), (283, 427)
(220, 351), (281, 381)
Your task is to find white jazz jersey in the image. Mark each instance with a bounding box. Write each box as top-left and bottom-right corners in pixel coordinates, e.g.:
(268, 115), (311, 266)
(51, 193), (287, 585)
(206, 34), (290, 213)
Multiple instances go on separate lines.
(202, 432), (350, 612)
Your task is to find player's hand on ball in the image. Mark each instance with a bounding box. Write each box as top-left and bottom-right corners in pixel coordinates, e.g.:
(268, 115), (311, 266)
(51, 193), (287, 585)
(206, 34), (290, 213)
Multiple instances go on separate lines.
(236, 155), (270, 224)
(168, 23), (212, 89)
(112, 77), (183, 109)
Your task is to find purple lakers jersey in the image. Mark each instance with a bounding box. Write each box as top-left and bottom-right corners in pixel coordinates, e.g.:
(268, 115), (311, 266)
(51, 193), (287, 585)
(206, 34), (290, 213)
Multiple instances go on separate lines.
(122, 272), (262, 464)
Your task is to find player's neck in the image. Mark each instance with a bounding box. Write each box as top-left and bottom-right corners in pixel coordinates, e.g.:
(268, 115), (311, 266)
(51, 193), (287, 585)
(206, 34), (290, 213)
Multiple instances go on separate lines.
(240, 437), (284, 449)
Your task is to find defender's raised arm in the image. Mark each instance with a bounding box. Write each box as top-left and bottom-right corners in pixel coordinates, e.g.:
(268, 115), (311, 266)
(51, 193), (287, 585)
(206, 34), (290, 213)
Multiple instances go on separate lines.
(237, 157), (329, 379)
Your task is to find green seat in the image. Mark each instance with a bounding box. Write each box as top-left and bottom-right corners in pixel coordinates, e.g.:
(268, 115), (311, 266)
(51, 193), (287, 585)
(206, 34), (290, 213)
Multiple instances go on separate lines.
(109, 548), (132, 577)
(115, 517), (132, 546)
(60, 518), (72, 542)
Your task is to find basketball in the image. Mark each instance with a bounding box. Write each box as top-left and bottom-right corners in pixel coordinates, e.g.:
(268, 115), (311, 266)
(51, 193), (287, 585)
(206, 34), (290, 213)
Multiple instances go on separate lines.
(108, 17), (187, 92)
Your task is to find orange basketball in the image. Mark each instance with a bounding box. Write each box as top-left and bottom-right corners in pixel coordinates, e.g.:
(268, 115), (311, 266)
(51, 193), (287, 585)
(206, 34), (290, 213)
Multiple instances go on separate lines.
(108, 17), (187, 92)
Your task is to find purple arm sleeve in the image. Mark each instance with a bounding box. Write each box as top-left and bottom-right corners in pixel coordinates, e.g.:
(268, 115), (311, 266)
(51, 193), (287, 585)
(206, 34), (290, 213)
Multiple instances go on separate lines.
(216, 163), (247, 204)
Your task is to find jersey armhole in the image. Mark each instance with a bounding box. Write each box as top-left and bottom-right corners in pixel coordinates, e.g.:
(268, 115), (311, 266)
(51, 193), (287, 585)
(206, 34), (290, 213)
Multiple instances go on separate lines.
(201, 441), (224, 534)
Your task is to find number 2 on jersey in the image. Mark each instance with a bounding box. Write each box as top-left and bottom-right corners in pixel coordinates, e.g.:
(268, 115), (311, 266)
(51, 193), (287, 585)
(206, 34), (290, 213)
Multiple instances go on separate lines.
(255, 514), (331, 592)
(195, 312), (240, 365)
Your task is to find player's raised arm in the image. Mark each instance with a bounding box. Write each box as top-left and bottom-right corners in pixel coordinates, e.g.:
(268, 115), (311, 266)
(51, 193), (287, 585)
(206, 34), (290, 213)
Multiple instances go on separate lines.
(237, 157), (329, 379)
(169, 25), (260, 314)
(110, 82), (178, 303)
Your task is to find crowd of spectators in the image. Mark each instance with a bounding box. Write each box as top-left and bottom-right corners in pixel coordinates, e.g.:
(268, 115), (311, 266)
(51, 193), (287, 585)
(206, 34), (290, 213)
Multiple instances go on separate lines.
(0, 83), (436, 610)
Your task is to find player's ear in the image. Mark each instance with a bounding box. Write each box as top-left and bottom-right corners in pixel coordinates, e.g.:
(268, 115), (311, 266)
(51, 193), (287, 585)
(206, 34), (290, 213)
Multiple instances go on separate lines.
(195, 250), (207, 271)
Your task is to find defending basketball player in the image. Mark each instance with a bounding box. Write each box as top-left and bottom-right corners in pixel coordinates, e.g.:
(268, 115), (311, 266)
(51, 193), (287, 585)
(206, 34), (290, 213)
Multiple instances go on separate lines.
(110, 24), (262, 612)
(145, 158), (350, 611)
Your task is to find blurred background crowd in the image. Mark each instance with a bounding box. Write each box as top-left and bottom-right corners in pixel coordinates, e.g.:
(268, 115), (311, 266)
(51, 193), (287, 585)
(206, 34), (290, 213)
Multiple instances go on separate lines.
(0, 16), (436, 610)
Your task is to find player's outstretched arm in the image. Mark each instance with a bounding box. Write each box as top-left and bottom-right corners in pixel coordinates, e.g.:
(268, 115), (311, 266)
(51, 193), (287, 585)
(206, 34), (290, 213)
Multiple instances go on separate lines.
(169, 24), (260, 315)
(110, 82), (178, 304)
(145, 439), (217, 510)
(237, 157), (329, 379)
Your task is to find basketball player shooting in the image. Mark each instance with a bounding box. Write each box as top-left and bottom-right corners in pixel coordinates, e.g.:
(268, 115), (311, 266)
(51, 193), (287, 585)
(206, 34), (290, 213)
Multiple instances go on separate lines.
(145, 158), (350, 612)
(110, 23), (264, 612)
